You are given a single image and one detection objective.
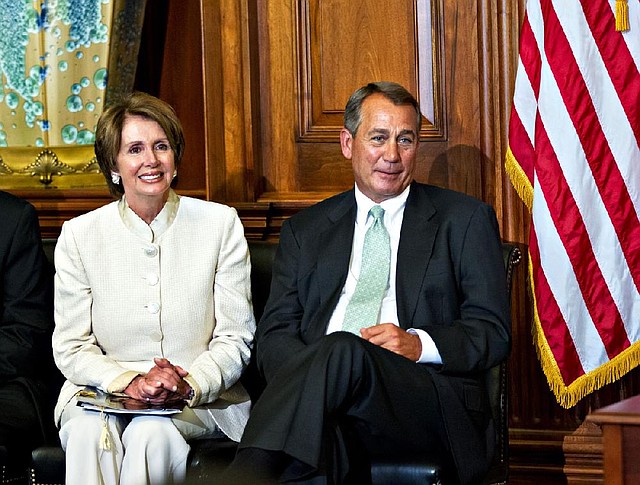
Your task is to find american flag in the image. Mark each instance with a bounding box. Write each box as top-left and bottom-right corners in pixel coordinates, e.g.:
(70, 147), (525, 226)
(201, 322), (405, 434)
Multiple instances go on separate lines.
(506, 0), (640, 408)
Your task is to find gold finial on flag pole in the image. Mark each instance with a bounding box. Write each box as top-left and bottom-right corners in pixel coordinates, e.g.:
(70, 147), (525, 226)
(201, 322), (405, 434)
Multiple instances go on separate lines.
(616, 0), (630, 32)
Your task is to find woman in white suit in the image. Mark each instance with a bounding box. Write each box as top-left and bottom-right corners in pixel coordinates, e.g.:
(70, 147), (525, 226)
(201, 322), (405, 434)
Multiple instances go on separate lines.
(52, 92), (256, 485)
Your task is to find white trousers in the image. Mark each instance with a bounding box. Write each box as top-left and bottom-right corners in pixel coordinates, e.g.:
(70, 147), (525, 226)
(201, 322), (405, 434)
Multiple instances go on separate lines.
(59, 399), (223, 485)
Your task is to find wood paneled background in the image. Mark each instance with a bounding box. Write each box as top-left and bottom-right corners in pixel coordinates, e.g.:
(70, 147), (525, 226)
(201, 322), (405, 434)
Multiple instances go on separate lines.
(9, 1), (639, 482)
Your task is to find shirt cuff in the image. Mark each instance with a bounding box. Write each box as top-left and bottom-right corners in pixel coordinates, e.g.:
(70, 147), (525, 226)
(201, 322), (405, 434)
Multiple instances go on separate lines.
(408, 328), (443, 364)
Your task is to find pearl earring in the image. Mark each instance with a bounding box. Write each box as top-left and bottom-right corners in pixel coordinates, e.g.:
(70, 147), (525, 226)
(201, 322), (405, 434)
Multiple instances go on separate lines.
(111, 172), (121, 184)
(172, 171), (177, 179)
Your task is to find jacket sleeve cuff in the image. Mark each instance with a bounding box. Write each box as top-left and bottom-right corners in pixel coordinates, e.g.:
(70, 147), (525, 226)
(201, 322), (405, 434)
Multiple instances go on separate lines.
(183, 375), (201, 406)
(106, 370), (141, 394)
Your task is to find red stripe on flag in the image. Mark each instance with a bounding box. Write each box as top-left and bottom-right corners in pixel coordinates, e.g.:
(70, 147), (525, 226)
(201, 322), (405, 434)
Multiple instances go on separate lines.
(543, 2), (640, 296)
(508, 108), (535, 183)
(535, 116), (631, 358)
(529, 224), (585, 384)
(519, 12), (542, 99)
(507, 11), (542, 187)
(581, 0), (640, 142)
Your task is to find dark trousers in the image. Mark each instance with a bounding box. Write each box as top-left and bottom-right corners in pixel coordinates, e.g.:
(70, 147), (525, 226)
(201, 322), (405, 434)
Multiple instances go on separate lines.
(0, 380), (43, 475)
(239, 332), (450, 484)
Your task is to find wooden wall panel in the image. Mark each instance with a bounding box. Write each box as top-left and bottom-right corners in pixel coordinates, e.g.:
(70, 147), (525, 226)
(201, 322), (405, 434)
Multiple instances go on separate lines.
(306, 0), (416, 119)
(255, 0), (447, 201)
(201, 0), (259, 202)
(157, 0), (206, 197)
(298, 0), (443, 141)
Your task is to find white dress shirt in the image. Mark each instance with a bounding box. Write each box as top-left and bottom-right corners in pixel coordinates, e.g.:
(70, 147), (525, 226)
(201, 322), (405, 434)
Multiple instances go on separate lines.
(326, 185), (443, 364)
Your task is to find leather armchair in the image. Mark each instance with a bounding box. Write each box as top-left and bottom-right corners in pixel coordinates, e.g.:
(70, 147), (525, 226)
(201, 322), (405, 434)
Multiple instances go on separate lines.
(28, 239), (520, 485)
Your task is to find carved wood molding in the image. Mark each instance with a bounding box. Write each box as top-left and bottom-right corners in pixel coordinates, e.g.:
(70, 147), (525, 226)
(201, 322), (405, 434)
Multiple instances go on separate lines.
(562, 420), (604, 484)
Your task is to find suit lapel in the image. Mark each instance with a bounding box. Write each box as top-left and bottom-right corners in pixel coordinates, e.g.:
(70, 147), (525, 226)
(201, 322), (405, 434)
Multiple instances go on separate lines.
(305, 193), (356, 340)
(396, 184), (439, 329)
(303, 185), (439, 334)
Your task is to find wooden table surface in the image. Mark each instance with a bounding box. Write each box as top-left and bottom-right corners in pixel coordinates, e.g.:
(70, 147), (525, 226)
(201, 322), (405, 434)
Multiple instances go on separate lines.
(588, 394), (640, 485)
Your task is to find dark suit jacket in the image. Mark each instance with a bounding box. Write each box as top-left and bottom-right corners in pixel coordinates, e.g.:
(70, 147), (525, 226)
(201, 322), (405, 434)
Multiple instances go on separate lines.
(0, 190), (55, 443)
(256, 182), (511, 483)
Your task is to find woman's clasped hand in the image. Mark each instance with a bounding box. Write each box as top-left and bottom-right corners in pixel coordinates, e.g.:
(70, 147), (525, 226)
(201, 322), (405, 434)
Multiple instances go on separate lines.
(124, 357), (192, 404)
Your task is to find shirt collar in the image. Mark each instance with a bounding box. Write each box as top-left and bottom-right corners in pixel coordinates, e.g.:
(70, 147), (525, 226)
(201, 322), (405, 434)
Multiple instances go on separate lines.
(353, 184), (410, 225)
(118, 189), (180, 242)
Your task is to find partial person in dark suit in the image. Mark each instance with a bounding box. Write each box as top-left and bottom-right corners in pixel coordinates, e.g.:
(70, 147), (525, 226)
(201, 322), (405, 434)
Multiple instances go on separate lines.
(0, 190), (54, 476)
(223, 81), (511, 484)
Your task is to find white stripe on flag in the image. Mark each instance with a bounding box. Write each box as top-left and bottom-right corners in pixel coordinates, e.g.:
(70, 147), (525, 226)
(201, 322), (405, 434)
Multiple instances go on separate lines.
(556, 0), (640, 218)
(536, 35), (640, 343)
(532, 173), (608, 372)
(512, 57), (537, 144)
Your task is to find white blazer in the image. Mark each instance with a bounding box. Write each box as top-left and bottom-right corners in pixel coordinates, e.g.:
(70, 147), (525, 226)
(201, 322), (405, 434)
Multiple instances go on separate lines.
(52, 195), (255, 441)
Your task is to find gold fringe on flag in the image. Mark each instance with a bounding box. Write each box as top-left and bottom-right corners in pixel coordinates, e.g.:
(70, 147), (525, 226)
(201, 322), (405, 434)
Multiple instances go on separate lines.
(616, 0), (630, 32)
(528, 254), (640, 408)
(505, 147), (534, 211)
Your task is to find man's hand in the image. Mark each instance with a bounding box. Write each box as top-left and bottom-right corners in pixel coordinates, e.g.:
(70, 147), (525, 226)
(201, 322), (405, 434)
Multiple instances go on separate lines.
(360, 323), (422, 361)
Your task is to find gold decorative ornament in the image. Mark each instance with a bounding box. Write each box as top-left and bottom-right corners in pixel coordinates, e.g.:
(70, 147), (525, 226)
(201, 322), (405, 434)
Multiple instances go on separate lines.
(0, 146), (102, 189)
(21, 149), (75, 185)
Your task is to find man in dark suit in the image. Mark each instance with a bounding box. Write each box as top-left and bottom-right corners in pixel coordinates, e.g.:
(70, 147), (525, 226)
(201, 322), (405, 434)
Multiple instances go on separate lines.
(226, 82), (511, 484)
(0, 190), (55, 478)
